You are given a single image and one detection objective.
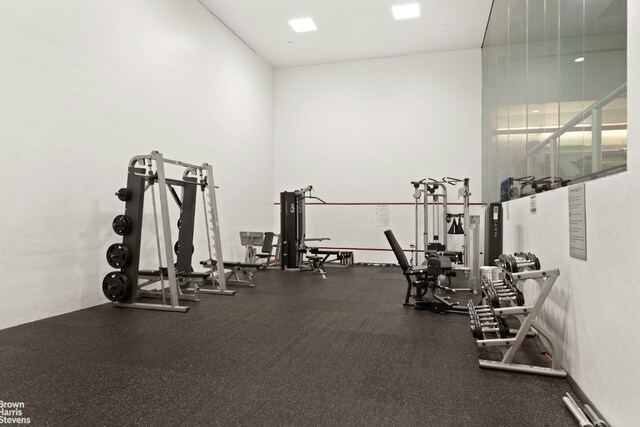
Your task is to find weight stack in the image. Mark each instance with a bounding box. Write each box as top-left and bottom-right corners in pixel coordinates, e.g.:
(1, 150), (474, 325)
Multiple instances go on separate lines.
(484, 203), (503, 267)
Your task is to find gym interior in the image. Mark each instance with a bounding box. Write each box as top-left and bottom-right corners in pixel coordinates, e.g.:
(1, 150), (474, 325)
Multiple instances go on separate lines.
(0, 1), (635, 426)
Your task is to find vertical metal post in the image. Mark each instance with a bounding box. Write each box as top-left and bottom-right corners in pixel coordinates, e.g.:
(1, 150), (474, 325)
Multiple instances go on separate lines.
(204, 163), (228, 292)
(591, 108), (602, 173)
(423, 183), (428, 258)
(550, 136), (558, 177)
(441, 184), (448, 249)
(414, 195), (419, 267)
(463, 179), (470, 267)
(151, 151), (180, 307)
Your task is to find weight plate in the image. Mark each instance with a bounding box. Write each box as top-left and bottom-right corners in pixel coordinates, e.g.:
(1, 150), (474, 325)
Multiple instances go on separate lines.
(112, 215), (131, 236)
(515, 290), (525, 306)
(102, 272), (130, 302)
(115, 188), (130, 202)
(497, 254), (506, 269)
(106, 243), (131, 269)
(174, 242), (194, 255)
(497, 318), (510, 338)
(507, 254), (518, 273)
(532, 254), (541, 270)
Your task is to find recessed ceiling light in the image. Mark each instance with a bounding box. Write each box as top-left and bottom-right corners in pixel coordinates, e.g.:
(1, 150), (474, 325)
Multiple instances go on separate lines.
(532, 110), (540, 113)
(392, 3), (421, 21)
(574, 57), (584, 63)
(288, 17), (317, 33)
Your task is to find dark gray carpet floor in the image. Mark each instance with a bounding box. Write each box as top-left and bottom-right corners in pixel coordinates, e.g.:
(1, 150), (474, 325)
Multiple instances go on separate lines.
(0, 266), (575, 426)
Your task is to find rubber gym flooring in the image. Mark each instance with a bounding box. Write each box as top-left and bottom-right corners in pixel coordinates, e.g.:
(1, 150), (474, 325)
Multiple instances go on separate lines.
(0, 266), (575, 426)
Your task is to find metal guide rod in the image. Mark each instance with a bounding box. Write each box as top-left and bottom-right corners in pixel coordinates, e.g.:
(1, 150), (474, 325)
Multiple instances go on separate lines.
(204, 163), (229, 292)
(463, 178), (470, 268)
(149, 172), (167, 306)
(200, 169), (217, 284)
(151, 151), (181, 307)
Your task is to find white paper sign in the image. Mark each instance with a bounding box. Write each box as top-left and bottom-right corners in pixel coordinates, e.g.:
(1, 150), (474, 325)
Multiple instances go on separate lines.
(530, 195), (537, 214)
(568, 183), (587, 260)
(375, 206), (390, 227)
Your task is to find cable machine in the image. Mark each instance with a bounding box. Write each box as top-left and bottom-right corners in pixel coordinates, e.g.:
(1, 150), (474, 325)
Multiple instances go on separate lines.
(410, 177), (479, 292)
(102, 151), (233, 313)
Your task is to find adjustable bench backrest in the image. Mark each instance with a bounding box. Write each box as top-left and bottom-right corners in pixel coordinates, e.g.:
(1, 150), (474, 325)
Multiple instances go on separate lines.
(261, 232), (275, 254)
(384, 230), (410, 273)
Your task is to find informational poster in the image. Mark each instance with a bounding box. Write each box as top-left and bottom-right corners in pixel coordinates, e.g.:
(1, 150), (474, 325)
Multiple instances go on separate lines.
(530, 195), (537, 214)
(568, 183), (587, 260)
(375, 206), (390, 227)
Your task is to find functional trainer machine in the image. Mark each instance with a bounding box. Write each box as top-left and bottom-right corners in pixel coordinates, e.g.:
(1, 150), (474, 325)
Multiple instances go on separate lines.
(280, 186), (351, 278)
(102, 151), (234, 312)
(468, 253), (566, 377)
(410, 177), (480, 292)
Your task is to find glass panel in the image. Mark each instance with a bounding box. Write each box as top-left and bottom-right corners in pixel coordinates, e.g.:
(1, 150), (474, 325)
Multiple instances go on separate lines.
(481, 0), (627, 203)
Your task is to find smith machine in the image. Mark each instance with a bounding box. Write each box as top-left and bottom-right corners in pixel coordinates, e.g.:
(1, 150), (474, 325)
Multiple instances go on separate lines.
(102, 151), (234, 312)
(280, 186), (349, 278)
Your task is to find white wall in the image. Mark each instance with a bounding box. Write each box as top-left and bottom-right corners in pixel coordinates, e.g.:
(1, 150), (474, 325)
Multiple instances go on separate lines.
(501, 3), (638, 425)
(273, 50), (483, 263)
(0, 0), (273, 330)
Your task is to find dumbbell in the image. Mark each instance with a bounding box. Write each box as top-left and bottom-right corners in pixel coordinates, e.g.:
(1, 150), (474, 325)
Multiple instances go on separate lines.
(510, 253), (541, 272)
(482, 275), (520, 307)
(500, 253), (541, 272)
(468, 303), (510, 338)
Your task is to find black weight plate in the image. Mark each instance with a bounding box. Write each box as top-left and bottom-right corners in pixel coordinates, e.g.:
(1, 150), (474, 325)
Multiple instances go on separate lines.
(112, 215), (131, 236)
(102, 272), (130, 302)
(497, 318), (510, 338)
(515, 290), (525, 306)
(532, 254), (541, 270)
(115, 188), (130, 201)
(106, 243), (131, 268)
(174, 242), (194, 255)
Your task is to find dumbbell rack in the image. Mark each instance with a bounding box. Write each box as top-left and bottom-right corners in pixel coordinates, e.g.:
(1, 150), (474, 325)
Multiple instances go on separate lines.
(469, 264), (566, 377)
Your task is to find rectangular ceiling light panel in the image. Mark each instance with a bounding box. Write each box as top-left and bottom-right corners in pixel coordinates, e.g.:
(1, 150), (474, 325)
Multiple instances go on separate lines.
(392, 3), (421, 20)
(289, 17), (317, 32)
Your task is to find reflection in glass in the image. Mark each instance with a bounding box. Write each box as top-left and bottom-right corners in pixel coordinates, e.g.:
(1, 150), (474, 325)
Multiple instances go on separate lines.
(481, 0), (627, 203)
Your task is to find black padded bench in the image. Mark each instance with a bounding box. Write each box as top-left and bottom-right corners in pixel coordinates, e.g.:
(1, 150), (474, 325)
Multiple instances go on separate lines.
(200, 259), (262, 287)
(139, 269), (210, 279)
(306, 248), (353, 278)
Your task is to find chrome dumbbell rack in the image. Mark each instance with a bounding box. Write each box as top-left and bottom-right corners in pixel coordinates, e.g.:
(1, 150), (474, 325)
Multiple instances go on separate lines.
(469, 266), (566, 377)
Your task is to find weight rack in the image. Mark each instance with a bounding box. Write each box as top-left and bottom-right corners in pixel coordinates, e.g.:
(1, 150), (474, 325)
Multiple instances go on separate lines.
(469, 263), (566, 377)
(102, 151), (233, 313)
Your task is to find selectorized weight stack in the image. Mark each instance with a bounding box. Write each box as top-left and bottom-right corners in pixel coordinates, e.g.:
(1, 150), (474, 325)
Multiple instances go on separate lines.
(279, 186), (348, 278)
(102, 151), (234, 312)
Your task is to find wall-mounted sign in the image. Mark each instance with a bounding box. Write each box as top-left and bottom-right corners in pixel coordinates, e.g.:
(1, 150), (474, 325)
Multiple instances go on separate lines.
(568, 184), (587, 260)
(530, 195), (537, 214)
(375, 205), (390, 227)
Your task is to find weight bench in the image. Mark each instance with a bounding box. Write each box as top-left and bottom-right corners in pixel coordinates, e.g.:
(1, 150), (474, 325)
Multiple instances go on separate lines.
(200, 259), (262, 287)
(305, 248), (350, 279)
(136, 269), (209, 301)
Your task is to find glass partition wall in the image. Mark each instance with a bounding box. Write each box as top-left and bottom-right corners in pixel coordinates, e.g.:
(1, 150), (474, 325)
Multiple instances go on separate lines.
(482, 0), (627, 203)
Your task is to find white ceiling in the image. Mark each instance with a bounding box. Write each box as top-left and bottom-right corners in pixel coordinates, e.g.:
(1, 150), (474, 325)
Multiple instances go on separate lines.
(199, 0), (493, 68)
